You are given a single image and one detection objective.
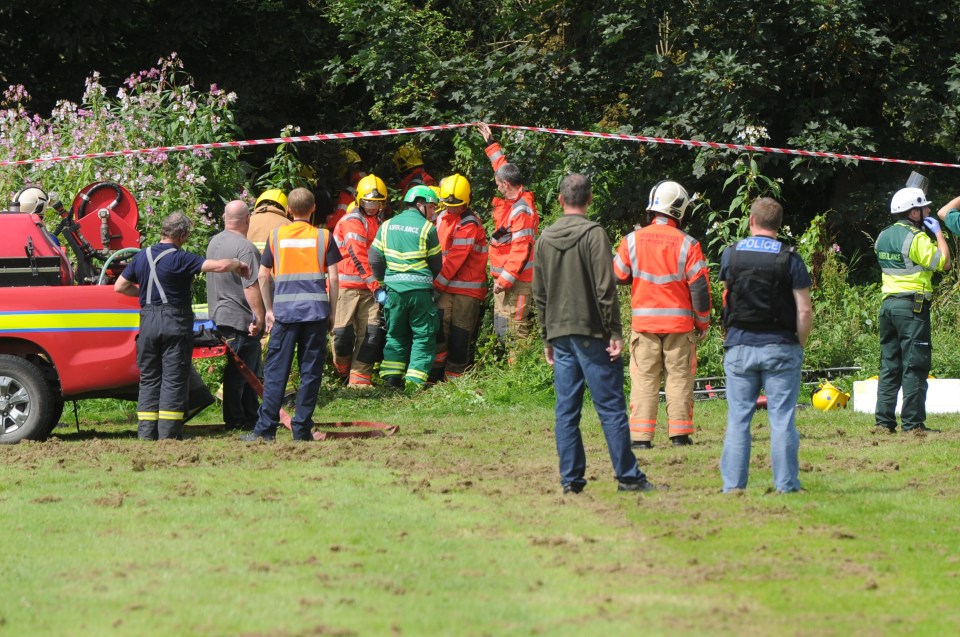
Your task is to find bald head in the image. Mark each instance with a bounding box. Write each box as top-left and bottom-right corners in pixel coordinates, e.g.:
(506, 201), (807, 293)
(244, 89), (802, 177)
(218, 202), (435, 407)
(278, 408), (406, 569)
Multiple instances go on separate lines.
(224, 200), (251, 232)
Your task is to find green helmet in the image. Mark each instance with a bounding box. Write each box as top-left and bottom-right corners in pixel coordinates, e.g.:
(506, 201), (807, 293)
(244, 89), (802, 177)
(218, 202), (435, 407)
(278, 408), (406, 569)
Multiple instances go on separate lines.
(403, 184), (439, 205)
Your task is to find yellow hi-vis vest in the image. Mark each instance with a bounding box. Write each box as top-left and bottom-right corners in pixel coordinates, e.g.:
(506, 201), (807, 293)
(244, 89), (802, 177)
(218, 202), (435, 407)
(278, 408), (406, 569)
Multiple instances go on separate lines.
(876, 221), (943, 299)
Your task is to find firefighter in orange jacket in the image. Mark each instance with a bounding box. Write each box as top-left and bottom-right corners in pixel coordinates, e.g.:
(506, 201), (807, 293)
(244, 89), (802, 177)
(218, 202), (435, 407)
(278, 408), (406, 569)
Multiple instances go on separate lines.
(331, 175), (388, 387)
(613, 181), (711, 449)
(430, 174), (488, 381)
(394, 142), (437, 199)
(476, 122), (539, 358)
(327, 148), (366, 230)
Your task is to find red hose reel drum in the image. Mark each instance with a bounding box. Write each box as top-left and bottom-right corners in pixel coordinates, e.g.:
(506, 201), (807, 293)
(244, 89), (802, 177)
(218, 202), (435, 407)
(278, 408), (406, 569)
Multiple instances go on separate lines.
(71, 182), (141, 251)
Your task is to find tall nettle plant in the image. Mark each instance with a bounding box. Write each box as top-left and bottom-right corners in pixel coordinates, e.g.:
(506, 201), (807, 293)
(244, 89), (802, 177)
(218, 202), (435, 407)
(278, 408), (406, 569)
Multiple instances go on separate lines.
(0, 54), (249, 252)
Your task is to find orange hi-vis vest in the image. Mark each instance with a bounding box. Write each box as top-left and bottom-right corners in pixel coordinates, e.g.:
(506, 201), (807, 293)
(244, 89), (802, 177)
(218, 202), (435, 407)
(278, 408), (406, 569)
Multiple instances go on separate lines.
(397, 166), (436, 198)
(434, 208), (488, 300)
(485, 142), (538, 289)
(613, 217), (711, 333)
(268, 222), (332, 323)
(334, 209), (380, 293)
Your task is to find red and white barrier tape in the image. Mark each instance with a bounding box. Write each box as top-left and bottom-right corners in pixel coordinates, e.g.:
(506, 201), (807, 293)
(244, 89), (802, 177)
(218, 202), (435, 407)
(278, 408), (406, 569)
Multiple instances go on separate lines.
(493, 124), (960, 169)
(2, 121), (959, 170)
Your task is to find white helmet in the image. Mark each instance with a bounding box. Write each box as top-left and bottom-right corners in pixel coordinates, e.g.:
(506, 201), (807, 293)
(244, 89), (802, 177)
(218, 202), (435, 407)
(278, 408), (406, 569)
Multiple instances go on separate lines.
(890, 187), (932, 214)
(647, 180), (690, 221)
(14, 187), (49, 214)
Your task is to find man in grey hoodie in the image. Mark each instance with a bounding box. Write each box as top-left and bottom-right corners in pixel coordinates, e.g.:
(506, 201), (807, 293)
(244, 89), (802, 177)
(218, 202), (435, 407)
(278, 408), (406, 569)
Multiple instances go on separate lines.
(533, 173), (656, 494)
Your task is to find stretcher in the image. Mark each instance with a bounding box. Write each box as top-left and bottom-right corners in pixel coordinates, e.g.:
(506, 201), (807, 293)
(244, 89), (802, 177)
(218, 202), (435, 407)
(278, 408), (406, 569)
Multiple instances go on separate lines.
(192, 318), (398, 440)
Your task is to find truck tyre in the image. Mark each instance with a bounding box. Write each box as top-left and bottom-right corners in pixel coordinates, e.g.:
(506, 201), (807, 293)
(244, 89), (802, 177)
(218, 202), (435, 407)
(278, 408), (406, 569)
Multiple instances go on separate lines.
(0, 355), (55, 443)
(42, 396), (66, 438)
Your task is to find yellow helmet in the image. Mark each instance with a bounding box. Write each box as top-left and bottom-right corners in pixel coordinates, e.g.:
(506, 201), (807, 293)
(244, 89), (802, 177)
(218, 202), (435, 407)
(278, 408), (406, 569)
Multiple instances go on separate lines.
(338, 148), (363, 178)
(430, 186), (443, 210)
(439, 173), (471, 207)
(811, 381), (850, 411)
(393, 143), (424, 173)
(255, 189), (287, 212)
(355, 174), (388, 206)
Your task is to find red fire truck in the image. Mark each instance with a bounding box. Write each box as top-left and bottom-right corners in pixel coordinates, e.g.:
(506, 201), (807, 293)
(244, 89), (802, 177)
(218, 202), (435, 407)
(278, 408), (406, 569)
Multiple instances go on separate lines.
(0, 183), (212, 443)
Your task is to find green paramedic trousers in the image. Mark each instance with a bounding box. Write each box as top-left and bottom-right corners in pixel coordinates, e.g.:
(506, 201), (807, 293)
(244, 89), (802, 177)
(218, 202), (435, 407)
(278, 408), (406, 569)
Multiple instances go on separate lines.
(381, 288), (438, 385)
(876, 296), (931, 431)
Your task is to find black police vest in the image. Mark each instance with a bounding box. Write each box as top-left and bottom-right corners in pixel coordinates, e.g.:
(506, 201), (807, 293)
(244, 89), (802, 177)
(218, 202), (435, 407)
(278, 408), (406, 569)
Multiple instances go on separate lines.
(723, 237), (797, 332)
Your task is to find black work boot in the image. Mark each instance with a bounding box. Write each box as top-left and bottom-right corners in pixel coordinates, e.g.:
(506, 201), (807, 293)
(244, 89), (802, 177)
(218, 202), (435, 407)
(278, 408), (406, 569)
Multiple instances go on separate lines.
(383, 375), (404, 390)
(670, 435), (693, 447)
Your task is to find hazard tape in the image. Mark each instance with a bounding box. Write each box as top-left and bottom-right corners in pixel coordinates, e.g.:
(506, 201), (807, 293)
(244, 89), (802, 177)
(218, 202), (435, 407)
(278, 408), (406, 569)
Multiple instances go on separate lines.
(492, 124), (960, 169)
(2, 121), (959, 170)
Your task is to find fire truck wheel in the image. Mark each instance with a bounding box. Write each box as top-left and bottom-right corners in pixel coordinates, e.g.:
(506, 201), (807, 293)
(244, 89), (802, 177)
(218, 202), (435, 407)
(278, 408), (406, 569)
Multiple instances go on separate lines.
(43, 397), (65, 437)
(0, 355), (55, 444)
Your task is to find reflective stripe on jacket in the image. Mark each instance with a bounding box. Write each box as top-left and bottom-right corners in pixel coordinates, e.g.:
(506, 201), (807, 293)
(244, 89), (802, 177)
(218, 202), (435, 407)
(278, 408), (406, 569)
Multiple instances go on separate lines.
(435, 209), (488, 300)
(876, 220), (942, 299)
(485, 142), (538, 288)
(372, 209), (441, 292)
(613, 217), (711, 333)
(268, 223), (331, 323)
(334, 210), (380, 292)
(326, 187), (356, 230)
(397, 167), (436, 198)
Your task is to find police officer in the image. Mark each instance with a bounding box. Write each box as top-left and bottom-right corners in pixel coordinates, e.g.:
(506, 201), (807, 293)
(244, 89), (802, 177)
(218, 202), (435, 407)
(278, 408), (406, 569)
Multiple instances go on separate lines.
(875, 187), (951, 433)
(115, 212), (250, 440)
(719, 198), (813, 493)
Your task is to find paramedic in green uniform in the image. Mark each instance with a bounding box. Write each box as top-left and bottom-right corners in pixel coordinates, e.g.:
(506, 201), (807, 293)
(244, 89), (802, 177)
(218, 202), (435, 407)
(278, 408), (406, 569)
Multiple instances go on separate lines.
(368, 185), (442, 389)
(874, 187), (950, 433)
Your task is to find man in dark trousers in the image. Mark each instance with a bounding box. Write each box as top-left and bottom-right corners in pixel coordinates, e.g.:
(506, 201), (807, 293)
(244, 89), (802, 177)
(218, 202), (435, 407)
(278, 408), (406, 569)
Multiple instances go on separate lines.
(115, 212), (250, 440)
(875, 187), (951, 433)
(206, 200), (265, 430)
(243, 188), (342, 442)
(532, 173), (656, 495)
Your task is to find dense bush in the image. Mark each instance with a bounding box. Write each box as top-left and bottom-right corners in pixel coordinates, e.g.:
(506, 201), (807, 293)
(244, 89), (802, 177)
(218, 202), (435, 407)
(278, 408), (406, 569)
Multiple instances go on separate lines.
(0, 55), (249, 255)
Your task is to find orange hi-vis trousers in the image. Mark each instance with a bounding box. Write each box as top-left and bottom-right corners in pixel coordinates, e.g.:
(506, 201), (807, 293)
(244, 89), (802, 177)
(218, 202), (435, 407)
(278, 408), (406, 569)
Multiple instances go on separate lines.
(628, 330), (697, 442)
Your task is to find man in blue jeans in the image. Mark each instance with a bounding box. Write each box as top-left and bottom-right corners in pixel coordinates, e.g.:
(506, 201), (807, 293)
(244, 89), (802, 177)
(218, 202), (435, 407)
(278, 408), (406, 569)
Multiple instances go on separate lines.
(532, 173), (655, 494)
(719, 197), (813, 493)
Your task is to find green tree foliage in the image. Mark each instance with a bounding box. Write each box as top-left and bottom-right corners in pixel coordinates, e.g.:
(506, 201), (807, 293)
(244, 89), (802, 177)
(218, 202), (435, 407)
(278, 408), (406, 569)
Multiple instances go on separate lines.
(5, 1), (960, 265)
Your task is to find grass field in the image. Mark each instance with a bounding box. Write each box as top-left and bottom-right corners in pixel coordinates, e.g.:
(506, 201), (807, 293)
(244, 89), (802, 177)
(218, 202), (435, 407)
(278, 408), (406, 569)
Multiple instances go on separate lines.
(2, 380), (959, 637)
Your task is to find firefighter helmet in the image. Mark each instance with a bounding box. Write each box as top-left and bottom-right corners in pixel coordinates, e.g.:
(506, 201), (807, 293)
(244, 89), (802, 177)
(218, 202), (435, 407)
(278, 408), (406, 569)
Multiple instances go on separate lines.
(338, 148), (363, 178)
(439, 173), (471, 207)
(811, 381), (850, 411)
(14, 187), (49, 214)
(890, 187), (932, 214)
(393, 143), (424, 173)
(355, 174), (388, 206)
(404, 184), (439, 205)
(647, 180), (690, 221)
(255, 189), (287, 212)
